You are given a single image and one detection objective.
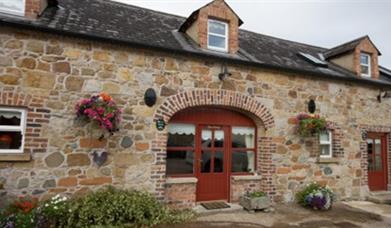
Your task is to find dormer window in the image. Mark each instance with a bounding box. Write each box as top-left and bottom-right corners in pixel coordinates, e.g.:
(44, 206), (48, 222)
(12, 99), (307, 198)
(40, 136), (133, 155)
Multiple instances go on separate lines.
(360, 53), (371, 77)
(207, 19), (228, 52)
(0, 0), (25, 16)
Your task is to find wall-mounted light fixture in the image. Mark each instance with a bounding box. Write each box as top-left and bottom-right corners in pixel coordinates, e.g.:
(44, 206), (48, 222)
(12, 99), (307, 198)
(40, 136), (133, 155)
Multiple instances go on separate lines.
(377, 90), (391, 103)
(218, 64), (232, 81)
(144, 88), (157, 107)
(308, 99), (316, 113)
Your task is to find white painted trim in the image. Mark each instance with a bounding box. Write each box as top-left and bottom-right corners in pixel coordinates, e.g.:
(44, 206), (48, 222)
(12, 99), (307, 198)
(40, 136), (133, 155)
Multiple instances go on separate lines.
(207, 19), (229, 52)
(319, 131), (332, 158)
(0, 107), (27, 154)
(360, 53), (371, 77)
(231, 175), (262, 181)
(0, 0), (26, 17)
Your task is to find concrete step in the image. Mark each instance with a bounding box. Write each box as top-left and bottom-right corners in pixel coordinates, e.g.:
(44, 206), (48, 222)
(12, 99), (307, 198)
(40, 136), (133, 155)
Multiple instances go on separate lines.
(367, 192), (391, 204)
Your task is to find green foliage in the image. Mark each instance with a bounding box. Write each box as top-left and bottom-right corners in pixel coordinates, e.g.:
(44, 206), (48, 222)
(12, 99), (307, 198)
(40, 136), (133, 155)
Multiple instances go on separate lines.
(1, 187), (195, 227)
(52, 186), (195, 227)
(248, 191), (266, 198)
(298, 117), (327, 137)
(296, 183), (322, 206)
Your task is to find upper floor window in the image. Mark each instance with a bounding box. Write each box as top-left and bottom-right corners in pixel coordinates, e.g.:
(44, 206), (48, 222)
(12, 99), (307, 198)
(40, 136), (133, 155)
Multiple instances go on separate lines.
(207, 19), (228, 52)
(0, 107), (27, 154)
(319, 131), (332, 158)
(0, 0), (25, 16)
(360, 53), (371, 77)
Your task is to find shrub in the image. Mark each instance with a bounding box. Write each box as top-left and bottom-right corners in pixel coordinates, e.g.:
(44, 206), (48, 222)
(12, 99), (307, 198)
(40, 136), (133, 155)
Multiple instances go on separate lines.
(296, 182), (335, 210)
(1, 196), (38, 228)
(51, 187), (194, 227)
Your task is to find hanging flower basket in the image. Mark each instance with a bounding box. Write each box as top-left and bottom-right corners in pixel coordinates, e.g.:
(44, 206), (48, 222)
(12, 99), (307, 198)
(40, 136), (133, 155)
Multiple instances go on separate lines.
(75, 93), (122, 138)
(295, 113), (328, 137)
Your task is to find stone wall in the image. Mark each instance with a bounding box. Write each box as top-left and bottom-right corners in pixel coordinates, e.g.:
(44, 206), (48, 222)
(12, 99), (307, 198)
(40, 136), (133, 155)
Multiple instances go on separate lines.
(1, 26), (391, 207)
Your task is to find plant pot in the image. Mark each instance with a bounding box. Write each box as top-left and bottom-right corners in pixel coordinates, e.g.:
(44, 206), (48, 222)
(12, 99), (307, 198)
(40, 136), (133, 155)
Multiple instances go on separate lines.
(239, 195), (271, 211)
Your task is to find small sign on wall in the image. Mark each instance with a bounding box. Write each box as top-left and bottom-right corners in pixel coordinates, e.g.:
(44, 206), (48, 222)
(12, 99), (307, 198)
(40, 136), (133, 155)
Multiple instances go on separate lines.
(156, 118), (166, 131)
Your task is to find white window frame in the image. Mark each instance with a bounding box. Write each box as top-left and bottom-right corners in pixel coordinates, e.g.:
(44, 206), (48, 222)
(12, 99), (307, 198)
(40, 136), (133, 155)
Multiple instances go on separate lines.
(319, 131), (332, 158)
(207, 19), (229, 52)
(0, 107), (27, 154)
(360, 53), (371, 77)
(0, 0), (26, 17)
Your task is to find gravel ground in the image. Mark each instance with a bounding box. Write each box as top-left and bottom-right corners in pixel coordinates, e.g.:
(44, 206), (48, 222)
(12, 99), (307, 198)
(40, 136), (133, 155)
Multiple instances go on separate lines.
(159, 203), (391, 228)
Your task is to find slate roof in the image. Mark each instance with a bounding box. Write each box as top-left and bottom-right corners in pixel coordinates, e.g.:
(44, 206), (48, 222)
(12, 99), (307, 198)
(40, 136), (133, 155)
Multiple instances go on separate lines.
(0, 0), (390, 87)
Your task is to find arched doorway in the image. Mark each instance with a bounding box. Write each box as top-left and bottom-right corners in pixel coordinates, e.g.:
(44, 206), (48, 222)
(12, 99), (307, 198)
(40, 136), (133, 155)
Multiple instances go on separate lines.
(166, 107), (257, 202)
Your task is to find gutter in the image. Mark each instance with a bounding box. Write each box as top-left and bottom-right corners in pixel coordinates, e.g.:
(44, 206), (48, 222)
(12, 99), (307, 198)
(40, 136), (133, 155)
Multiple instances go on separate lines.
(1, 19), (391, 90)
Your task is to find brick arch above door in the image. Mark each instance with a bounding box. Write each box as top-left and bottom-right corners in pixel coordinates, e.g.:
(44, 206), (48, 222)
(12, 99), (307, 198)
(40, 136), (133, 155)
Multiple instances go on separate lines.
(154, 89), (275, 130)
(151, 89), (276, 205)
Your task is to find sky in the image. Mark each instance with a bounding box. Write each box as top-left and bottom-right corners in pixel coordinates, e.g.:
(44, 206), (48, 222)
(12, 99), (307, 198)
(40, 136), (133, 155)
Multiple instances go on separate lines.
(114, 0), (391, 68)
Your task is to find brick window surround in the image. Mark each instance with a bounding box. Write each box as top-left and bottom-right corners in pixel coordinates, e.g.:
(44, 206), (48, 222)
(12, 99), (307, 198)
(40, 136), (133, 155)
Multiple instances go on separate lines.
(312, 122), (344, 163)
(152, 89), (276, 202)
(360, 125), (391, 190)
(0, 90), (50, 161)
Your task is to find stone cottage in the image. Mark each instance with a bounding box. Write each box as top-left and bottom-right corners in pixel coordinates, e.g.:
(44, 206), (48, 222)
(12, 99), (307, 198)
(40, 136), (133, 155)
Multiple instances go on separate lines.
(0, 0), (391, 209)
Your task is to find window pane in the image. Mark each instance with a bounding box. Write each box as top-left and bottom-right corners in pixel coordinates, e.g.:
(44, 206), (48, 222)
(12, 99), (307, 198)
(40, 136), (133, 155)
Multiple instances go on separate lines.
(201, 150), (211, 173)
(166, 150), (194, 175)
(232, 127), (255, 148)
(360, 54), (369, 64)
(361, 65), (369, 75)
(0, 110), (22, 126)
(367, 139), (373, 171)
(167, 123), (195, 147)
(320, 145), (331, 157)
(231, 151), (255, 173)
(375, 156), (382, 171)
(214, 151), (224, 173)
(319, 131), (330, 143)
(208, 35), (226, 49)
(209, 21), (226, 35)
(214, 130), (224, 148)
(201, 130), (212, 148)
(0, 131), (22, 150)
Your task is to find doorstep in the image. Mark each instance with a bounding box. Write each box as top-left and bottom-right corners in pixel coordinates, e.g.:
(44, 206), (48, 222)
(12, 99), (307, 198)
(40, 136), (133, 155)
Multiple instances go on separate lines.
(367, 191), (391, 204)
(343, 201), (391, 223)
(193, 202), (243, 215)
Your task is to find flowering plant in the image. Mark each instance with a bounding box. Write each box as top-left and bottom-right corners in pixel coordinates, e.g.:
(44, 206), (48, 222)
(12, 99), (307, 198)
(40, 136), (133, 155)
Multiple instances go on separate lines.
(75, 93), (122, 135)
(295, 113), (328, 137)
(296, 182), (335, 210)
(36, 194), (70, 227)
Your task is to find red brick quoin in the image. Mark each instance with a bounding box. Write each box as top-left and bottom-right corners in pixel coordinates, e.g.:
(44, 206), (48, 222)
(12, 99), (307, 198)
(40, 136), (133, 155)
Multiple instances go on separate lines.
(152, 89), (276, 206)
(0, 89), (50, 160)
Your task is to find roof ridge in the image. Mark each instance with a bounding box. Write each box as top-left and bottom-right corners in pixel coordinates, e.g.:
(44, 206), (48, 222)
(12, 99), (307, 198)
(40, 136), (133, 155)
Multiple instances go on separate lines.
(106, 0), (326, 51)
(102, 0), (187, 20)
(325, 35), (368, 53)
(239, 28), (327, 51)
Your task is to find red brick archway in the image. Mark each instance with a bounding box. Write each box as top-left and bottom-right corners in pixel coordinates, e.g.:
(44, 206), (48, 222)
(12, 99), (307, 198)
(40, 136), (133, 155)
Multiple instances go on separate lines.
(151, 89), (276, 205)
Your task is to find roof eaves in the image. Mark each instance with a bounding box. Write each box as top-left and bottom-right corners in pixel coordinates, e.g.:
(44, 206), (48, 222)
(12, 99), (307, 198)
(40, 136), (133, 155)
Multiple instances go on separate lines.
(1, 19), (391, 89)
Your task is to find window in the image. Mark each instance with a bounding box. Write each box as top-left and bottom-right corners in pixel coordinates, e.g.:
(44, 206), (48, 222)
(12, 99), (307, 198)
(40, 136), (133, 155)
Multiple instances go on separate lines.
(0, 107), (27, 154)
(319, 131), (332, 158)
(0, 0), (25, 16)
(231, 126), (256, 173)
(207, 19), (228, 52)
(360, 53), (371, 77)
(166, 123), (195, 175)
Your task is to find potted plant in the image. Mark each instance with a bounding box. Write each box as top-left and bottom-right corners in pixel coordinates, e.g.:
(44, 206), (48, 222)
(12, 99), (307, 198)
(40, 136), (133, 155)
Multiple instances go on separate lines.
(295, 113), (328, 137)
(75, 93), (122, 140)
(296, 182), (335, 210)
(239, 191), (271, 211)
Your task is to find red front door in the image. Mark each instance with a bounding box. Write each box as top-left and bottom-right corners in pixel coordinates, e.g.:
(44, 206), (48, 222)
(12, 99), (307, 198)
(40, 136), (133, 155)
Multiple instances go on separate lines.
(196, 125), (229, 201)
(367, 133), (388, 191)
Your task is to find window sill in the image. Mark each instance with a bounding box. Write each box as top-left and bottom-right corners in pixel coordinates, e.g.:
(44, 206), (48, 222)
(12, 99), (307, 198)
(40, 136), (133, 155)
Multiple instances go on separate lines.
(166, 177), (198, 184)
(0, 153), (31, 162)
(231, 175), (262, 181)
(317, 157), (339, 164)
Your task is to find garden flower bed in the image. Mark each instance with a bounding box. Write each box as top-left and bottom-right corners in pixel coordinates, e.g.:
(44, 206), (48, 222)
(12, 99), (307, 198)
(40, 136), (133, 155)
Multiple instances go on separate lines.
(0, 187), (195, 227)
